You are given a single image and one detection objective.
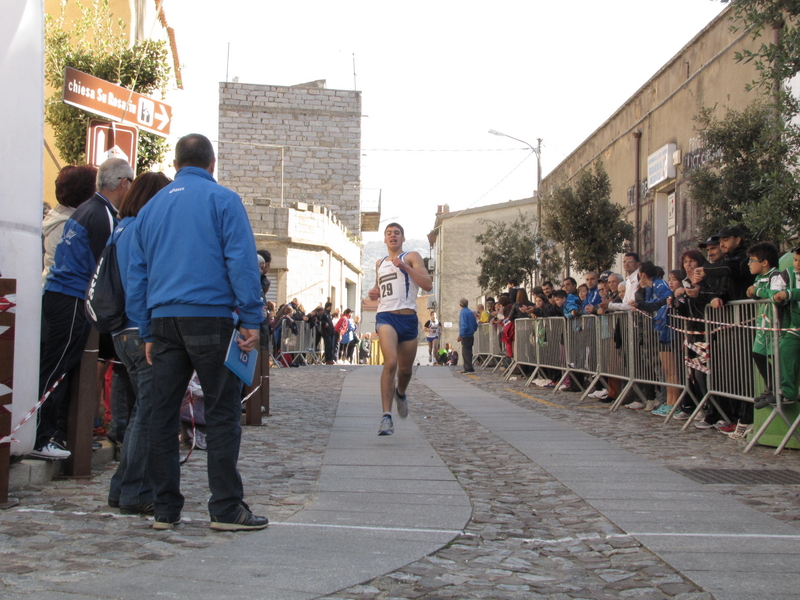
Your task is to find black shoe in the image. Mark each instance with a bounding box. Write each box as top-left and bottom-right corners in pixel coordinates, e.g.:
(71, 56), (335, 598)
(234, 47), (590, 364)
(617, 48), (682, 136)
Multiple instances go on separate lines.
(120, 502), (155, 515)
(210, 503), (269, 531)
(152, 515), (181, 530)
(754, 390), (776, 410)
(108, 498), (120, 508)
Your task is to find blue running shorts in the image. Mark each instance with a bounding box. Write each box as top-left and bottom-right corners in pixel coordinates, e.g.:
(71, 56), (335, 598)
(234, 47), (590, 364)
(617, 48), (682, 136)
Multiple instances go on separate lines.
(376, 312), (419, 343)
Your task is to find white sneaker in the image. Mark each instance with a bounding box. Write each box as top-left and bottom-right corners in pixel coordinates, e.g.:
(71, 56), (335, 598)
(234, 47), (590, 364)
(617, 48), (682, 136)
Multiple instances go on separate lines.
(558, 384), (571, 392)
(29, 441), (71, 460)
(625, 401), (646, 410)
(590, 390), (609, 400)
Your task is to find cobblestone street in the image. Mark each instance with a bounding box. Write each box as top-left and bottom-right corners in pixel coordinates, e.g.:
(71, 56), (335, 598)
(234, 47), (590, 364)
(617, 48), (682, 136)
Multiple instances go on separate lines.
(2, 363), (799, 599)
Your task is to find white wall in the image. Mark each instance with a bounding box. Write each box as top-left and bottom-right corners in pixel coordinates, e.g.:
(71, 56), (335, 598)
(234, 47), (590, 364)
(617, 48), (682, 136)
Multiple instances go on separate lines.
(0, 1), (44, 454)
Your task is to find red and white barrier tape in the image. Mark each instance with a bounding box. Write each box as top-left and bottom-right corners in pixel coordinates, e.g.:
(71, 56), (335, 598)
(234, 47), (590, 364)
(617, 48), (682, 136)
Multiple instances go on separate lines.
(0, 374), (64, 445)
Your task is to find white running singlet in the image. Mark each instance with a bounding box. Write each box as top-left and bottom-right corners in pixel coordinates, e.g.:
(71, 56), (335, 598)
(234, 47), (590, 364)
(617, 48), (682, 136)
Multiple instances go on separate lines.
(376, 252), (419, 313)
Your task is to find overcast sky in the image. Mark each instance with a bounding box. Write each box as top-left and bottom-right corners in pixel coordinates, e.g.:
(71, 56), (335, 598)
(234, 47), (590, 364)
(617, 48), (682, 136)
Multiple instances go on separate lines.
(164, 0), (728, 241)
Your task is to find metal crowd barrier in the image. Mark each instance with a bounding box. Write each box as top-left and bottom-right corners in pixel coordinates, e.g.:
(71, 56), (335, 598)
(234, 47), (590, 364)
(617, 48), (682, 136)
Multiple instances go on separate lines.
(699, 300), (800, 453)
(475, 323), (491, 363)
(506, 318), (537, 381)
(479, 322), (508, 371)
(279, 321), (314, 365)
(498, 300), (800, 455)
(593, 311), (629, 402)
(609, 309), (693, 415)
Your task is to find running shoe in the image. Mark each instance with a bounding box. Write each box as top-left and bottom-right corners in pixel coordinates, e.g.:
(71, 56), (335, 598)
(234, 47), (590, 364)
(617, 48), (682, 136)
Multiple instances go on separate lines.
(28, 441), (71, 460)
(590, 390), (609, 400)
(717, 422), (737, 434)
(651, 404), (671, 416)
(694, 419), (716, 429)
(673, 411), (691, 421)
(394, 388), (409, 419)
(727, 422), (752, 440)
(625, 401), (646, 410)
(644, 400), (659, 412)
(378, 415), (394, 436)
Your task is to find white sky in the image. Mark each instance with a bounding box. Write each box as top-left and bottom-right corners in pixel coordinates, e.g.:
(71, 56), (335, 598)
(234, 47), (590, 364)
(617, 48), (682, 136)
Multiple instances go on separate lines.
(164, 0), (728, 242)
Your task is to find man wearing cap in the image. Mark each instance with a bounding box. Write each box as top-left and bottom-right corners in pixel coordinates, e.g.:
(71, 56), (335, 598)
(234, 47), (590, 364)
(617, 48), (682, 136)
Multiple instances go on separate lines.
(694, 226), (751, 301)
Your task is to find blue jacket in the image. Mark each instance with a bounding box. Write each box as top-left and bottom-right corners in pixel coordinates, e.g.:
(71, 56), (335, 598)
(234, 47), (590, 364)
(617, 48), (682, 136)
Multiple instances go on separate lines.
(126, 167), (264, 341)
(110, 216), (139, 333)
(582, 286), (602, 313)
(563, 293), (581, 319)
(45, 193), (118, 299)
(459, 306), (478, 337)
(637, 278), (671, 313)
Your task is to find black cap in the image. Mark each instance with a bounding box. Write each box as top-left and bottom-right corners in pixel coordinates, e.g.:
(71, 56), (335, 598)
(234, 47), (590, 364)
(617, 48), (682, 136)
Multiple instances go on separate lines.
(716, 225), (744, 239)
(698, 236), (720, 249)
(599, 270), (612, 282)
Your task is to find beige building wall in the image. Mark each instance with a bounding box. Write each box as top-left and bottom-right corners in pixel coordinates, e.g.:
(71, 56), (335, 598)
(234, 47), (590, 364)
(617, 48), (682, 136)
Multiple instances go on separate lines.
(248, 201), (361, 312)
(217, 80), (362, 235)
(43, 0), (179, 208)
(430, 198), (537, 351)
(539, 6), (761, 272)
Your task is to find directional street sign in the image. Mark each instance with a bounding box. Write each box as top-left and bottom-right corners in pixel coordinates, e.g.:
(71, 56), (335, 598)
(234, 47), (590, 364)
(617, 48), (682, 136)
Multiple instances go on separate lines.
(86, 120), (139, 171)
(62, 66), (172, 137)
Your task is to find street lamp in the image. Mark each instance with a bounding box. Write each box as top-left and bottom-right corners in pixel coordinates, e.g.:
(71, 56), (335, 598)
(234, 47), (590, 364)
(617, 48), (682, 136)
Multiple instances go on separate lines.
(490, 128), (544, 284)
(488, 129), (542, 207)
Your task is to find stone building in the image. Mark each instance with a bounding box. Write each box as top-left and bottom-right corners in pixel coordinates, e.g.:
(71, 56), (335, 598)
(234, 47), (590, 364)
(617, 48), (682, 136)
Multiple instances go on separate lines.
(539, 6), (760, 271)
(428, 199), (537, 352)
(218, 80), (369, 310)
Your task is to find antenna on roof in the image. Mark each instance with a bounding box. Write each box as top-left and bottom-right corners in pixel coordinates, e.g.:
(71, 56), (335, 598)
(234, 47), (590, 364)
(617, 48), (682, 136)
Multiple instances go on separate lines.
(352, 53), (357, 91)
(226, 43), (230, 83)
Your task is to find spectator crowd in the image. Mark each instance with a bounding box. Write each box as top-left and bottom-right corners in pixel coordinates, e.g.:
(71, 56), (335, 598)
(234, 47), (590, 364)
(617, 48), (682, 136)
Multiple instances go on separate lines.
(470, 228), (800, 444)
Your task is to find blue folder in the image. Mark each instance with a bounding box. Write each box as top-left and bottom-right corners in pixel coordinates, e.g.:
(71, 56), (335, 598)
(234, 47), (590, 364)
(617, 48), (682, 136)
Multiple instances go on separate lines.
(224, 329), (258, 386)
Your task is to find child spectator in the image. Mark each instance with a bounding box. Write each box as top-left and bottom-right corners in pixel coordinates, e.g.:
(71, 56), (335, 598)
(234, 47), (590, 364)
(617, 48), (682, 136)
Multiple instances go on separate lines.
(746, 242), (787, 426)
(769, 246), (800, 411)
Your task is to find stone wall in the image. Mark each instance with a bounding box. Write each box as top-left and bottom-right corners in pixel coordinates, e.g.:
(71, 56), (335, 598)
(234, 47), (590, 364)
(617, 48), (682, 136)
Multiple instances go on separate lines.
(218, 80), (362, 235)
(247, 198), (361, 311)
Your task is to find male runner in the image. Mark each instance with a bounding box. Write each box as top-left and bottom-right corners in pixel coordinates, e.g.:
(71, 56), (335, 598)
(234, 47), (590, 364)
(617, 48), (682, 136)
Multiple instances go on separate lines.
(368, 223), (432, 435)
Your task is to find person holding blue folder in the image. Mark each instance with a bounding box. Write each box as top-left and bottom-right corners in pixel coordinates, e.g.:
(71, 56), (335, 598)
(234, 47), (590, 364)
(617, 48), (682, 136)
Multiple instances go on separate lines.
(127, 134), (268, 532)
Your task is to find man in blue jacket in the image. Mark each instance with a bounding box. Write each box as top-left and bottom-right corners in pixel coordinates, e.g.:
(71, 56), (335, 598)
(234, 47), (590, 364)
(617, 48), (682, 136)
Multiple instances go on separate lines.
(457, 298), (478, 373)
(33, 158), (133, 460)
(127, 134), (266, 531)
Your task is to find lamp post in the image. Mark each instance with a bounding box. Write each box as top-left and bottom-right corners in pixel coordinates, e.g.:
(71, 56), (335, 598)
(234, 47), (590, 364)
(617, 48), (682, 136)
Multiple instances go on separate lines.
(489, 129), (544, 285)
(488, 129), (542, 224)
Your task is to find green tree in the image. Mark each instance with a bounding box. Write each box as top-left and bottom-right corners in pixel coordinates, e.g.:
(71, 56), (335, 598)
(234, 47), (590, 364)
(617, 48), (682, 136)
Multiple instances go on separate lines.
(474, 211), (561, 293)
(687, 101), (800, 247)
(45, 0), (172, 173)
(541, 161), (633, 273)
(723, 0), (800, 100)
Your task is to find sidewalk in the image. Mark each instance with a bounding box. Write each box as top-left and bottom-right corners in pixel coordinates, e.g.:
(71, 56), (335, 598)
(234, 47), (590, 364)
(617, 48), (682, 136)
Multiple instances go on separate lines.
(2, 364), (800, 599)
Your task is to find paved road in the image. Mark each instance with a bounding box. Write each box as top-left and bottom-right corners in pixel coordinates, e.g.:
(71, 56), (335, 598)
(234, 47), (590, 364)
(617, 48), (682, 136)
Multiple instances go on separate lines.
(2, 363), (800, 599)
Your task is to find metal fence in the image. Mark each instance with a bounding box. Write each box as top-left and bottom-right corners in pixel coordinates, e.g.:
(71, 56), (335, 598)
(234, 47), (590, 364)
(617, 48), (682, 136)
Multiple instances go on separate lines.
(476, 301), (800, 454)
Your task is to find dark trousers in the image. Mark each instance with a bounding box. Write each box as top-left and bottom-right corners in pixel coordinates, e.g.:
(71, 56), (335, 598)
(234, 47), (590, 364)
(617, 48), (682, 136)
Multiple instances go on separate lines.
(461, 335), (475, 372)
(323, 334), (336, 362)
(37, 291), (92, 449)
(109, 330), (154, 506)
(148, 317), (244, 520)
